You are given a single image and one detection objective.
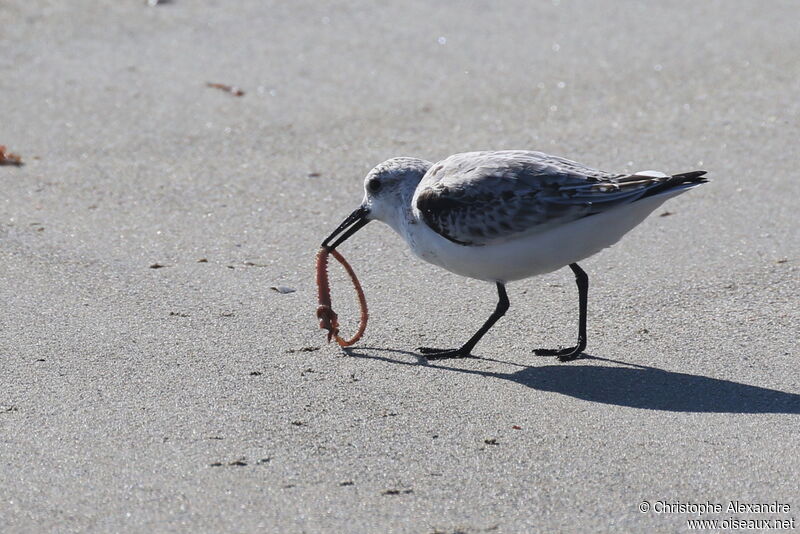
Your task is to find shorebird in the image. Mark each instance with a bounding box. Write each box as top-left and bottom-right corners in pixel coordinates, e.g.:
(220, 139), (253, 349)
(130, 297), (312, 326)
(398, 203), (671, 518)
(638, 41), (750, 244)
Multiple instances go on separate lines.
(321, 150), (706, 361)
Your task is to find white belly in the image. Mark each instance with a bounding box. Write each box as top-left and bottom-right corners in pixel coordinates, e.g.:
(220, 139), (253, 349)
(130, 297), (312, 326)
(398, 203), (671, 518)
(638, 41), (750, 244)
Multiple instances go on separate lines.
(405, 191), (683, 282)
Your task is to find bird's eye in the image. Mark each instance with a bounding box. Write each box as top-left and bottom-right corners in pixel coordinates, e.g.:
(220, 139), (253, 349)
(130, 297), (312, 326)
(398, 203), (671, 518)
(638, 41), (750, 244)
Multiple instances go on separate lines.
(367, 178), (382, 193)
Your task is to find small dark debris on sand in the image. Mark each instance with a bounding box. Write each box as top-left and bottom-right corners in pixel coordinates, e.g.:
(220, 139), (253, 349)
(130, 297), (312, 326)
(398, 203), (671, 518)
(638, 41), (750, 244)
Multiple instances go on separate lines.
(257, 458), (271, 465)
(211, 458), (248, 467)
(659, 211), (673, 217)
(0, 146), (23, 166)
(339, 480), (354, 486)
(776, 258), (788, 264)
(512, 425), (522, 430)
(206, 82), (245, 96)
(220, 311), (235, 317)
(484, 438), (499, 445)
(382, 489), (413, 496)
(290, 420), (306, 426)
(169, 311), (189, 317)
(1, 405), (18, 413)
(149, 263), (167, 269)
(286, 346), (319, 353)
(307, 172), (321, 178)
(434, 526), (498, 533)
(270, 286), (296, 294)
(146, 0), (172, 5)
(197, 258), (208, 263)
(249, 371), (262, 376)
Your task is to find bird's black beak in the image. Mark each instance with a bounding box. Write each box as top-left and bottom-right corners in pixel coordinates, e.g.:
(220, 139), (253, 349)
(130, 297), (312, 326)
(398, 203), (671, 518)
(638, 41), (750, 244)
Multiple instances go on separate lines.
(321, 205), (371, 250)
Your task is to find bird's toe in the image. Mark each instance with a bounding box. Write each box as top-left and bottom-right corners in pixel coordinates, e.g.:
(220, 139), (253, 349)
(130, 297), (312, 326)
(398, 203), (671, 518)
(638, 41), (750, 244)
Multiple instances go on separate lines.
(418, 347), (473, 360)
(417, 346), (453, 355)
(533, 347), (562, 356)
(556, 350), (582, 362)
(534, 346), (583, 361)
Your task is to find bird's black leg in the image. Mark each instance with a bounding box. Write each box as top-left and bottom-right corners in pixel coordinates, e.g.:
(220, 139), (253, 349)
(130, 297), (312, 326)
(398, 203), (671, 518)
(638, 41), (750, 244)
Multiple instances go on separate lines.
(418, 282), (509, 360)
(534, 263), (588, 362)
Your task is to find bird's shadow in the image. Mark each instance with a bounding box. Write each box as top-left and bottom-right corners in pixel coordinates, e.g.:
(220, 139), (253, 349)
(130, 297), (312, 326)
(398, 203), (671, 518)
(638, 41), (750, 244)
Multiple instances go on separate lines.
(344, 347), (800, 414)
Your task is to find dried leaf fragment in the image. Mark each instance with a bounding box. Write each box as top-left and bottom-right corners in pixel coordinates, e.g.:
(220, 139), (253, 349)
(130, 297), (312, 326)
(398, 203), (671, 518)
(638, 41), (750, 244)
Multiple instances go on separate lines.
(0, 146), (23, 166)
(206, 82), (245, 96)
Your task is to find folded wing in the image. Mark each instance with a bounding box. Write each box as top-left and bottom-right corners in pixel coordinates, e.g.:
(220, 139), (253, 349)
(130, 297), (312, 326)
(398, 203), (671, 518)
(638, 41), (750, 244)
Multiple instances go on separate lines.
(413, 150), (705, 246)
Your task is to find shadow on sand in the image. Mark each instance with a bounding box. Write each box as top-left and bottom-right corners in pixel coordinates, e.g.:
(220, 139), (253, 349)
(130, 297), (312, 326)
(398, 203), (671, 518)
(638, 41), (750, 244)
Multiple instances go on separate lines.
(344, 347), (800, 414)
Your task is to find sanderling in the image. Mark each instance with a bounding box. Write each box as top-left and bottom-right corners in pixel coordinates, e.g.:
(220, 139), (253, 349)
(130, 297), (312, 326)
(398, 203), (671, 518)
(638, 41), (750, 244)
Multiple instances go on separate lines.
(321, 150), (706, 361)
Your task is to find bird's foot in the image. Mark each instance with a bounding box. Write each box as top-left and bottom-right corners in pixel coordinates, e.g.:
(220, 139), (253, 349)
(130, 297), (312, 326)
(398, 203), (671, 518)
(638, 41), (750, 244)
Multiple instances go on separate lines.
(534, 346), (583, 362)
(417, 347), (474, 360)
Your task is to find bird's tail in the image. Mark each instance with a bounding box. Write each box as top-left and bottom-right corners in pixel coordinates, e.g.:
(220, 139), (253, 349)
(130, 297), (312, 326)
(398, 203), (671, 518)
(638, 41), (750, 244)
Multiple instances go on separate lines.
(671, 170), (708, 183)
(639, 170), (708, 199)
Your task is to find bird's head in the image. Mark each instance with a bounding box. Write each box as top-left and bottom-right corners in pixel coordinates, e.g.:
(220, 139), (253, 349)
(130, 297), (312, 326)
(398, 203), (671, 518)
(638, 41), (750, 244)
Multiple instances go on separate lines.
(321, 157), (431, 250)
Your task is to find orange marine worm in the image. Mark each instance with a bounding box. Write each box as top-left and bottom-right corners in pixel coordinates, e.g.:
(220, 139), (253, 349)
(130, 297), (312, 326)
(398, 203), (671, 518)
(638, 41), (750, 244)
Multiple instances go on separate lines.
(315, 247), (368, 347)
